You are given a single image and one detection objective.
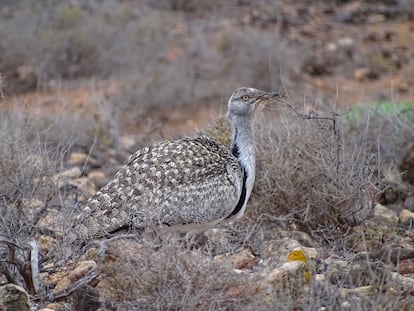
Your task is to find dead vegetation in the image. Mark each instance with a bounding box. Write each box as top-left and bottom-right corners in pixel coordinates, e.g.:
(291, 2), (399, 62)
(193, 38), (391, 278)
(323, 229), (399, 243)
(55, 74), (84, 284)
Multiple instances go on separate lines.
(1, 91), (413, 310)
(1, 1), (414, 310)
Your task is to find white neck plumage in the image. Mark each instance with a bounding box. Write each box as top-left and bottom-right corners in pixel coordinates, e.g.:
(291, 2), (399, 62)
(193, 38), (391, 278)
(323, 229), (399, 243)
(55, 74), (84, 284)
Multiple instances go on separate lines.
(228, 114), (256, 219)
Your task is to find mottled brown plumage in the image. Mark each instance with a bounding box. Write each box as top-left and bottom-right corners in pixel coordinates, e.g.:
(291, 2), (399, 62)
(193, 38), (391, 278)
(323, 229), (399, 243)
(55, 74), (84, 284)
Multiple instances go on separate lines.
(76, 136), (242, 240)
(74, 87), (278, 244)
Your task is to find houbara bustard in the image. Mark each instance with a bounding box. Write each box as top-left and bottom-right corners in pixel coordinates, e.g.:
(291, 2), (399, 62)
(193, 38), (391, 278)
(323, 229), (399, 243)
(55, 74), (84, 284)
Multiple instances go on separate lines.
(74, 87), (278, 245)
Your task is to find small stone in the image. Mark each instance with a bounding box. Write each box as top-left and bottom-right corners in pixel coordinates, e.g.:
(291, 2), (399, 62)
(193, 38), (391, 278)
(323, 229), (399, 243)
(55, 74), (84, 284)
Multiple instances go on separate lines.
(120, 135), (138, 151)
(69, 177), (96, 199)
(397, 259), (414, 275)
(314, 274), (325, 283)
(339, 285), (375, 298)
(38, 235), (58, 253)
(88, 170), (106, 181)
(375, 245), (414, 265)
(302, 247), (318, 259)
(54, 260), (98, 292)
(390, 271), (414, 289)
(214, 249), (259, 270)
(354, 67), (377, 81)
(368, 14), (385, 23)
(59, 166), (82, 179)
(337, 37), (355, 49)
(43, 303), (63, 310)
(0, 284), (30, 311)
(88, 170), (108, 189)
(399, 209), (414, 226)
(68, 152), (90, 165)
(266, 261), (307, 284)
(404, 196), (414, 212)
(373, 204), (398, 225)
(72, 285), (100, 311)
(325, 42), (338, 52)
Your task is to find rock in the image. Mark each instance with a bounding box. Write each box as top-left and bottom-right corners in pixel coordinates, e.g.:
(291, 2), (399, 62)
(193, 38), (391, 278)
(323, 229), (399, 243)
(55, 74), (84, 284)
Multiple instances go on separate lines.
(373, 204), (398, 225)
(286, 248), (312, 282)
(400, 144), (414, 185)
(339, 285), (376, 298)
(214, 249), (259, 270)
(348, 225), (402, 252)
(386, 203), (405, 215)
(327, 253), (387, 287)
(120, 135), (138, 151)
(375, 245), (414, 265)
(314, 273), (325, 283)
(379, 180), (409, 205)
(41, 303), (64, 311)
(302, 58), (330, 76)
(72, 285), (101, 311)
(262, 260), (309, 299)
(390, 272), (414, 290)
(397, 258), (414, 275)
(399, 209), (414, 226)
(354, 67), (377, 81)
(261, 238), (303, 269)
(68, 152), (90, 166)
(337, 37), (355, 49)
(266, 261), (307, 284)
(404, 196), (414, 212)
(87, 170), (108, 189)
(0, 283), (30, 311)
(69, 177), (97, 199)
(58, 166), (82, 179)
(54, 260), (98, 292)
(37, 235), (58, 253)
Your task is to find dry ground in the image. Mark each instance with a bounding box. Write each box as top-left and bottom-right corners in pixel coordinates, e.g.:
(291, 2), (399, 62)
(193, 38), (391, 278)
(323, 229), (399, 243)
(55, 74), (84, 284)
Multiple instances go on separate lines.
(1, 1), (414, 310)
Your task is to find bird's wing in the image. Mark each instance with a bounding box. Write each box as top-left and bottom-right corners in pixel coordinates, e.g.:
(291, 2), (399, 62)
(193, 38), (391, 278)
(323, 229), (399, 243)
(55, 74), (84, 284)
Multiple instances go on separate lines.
(74, 136), (243, 242)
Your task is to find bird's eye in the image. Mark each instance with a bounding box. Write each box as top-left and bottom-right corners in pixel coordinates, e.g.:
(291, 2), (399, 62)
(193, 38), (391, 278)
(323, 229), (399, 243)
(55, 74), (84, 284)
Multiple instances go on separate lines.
(242, 95), (249, 101)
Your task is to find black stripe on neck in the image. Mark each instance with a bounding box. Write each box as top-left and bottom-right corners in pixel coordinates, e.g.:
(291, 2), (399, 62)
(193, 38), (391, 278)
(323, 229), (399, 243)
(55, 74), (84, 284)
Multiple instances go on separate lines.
(231, 143), (240, 159)
(226, 166), (247, 219)
(231, 128), (239, 158)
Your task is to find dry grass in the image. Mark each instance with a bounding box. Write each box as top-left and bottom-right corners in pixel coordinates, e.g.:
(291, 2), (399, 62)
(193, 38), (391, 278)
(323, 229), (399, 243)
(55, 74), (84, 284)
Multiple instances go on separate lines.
(88, 100), (414, 310)
(0, 96), (413, 309)
(0, 1), (300, 122)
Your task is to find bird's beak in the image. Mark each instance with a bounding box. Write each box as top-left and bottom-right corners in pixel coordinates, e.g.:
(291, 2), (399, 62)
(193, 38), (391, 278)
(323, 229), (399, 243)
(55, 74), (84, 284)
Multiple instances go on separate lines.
(263, 91), (282, 99)
(256, 91), (282, 109)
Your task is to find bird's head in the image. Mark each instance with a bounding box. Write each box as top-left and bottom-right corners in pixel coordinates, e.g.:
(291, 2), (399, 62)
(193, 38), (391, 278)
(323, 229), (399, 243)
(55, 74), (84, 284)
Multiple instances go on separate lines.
(227, 87), (280, 117)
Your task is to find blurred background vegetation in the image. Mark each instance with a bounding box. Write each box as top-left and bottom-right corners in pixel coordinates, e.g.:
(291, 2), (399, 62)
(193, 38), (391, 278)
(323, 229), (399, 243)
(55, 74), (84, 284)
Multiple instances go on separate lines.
(1, 0), (413, 138)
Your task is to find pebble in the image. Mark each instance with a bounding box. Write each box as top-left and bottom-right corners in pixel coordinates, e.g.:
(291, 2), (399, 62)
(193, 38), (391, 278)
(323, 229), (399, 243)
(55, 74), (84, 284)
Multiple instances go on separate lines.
(374, 204), (398, 225)
(354, 67), (376, 81)
(399, 209), (414, 226)
(404, 196), (414, 212)
(68, 152), (90, 165)
(397, 258), (414, 275)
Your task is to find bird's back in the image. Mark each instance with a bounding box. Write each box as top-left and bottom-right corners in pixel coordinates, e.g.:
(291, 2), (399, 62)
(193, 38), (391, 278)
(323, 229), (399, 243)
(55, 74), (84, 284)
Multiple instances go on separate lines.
(75, 136), (243, 242)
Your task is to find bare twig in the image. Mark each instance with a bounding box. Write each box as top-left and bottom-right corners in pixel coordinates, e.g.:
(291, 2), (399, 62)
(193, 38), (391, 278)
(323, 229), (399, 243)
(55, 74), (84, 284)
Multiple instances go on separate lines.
(47, 269), (99, 301)
(278, 98), (352, 122)
(29, 239), (41, 294)
(0, 235), (28, 250)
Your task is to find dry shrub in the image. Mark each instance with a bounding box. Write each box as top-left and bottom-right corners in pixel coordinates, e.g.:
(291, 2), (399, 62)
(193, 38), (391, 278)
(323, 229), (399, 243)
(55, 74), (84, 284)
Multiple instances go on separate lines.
(97, 236), (249, 310)
(0, 96), (120, 293)
(0, 111), (64, 235)
(248, 103), (379, 243)
(245, 99), (414, 245)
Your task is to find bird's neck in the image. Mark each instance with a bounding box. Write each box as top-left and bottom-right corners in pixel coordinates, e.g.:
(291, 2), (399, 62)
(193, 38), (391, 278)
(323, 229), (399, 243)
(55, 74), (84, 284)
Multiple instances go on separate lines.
(230, 114), (256, 199)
